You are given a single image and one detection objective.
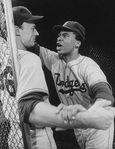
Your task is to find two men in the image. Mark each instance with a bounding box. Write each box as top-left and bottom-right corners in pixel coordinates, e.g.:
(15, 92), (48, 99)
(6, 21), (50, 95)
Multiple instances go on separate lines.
(13, 6), (115, 149)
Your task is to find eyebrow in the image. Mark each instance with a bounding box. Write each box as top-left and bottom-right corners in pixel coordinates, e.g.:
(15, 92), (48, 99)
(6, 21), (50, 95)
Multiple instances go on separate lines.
(58, 32), (69, 36)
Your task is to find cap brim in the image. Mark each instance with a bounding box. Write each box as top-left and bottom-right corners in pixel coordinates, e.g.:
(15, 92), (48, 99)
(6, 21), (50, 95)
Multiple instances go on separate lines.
(52, 25), (74, 34)
(26, 15), (44, 23)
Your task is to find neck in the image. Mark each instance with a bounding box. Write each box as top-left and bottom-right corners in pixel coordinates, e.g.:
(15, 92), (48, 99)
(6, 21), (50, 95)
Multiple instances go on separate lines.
(64, 54), (80, 63)
(63, 50), (80, 63)
(16, 37), (27, 51)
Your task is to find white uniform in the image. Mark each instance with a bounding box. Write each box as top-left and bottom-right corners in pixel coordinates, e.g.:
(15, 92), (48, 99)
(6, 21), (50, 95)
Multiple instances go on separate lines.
(39, 46), (114, 149)
(17, 50), (57, 149)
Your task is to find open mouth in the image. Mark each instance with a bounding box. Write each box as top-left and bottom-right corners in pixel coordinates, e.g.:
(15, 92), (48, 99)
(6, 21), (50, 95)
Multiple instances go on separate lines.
(56, 42), (62, 47)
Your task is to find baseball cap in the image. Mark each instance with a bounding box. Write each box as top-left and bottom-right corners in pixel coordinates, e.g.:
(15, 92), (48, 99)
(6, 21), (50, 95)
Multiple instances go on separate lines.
(53, 21), (85, 42)
(13, 6), (44, 26)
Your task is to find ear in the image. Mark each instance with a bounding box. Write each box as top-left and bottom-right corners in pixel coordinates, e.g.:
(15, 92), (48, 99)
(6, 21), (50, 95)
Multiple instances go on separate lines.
(75, 40), (81, 48)
(14, 26), (20, 36)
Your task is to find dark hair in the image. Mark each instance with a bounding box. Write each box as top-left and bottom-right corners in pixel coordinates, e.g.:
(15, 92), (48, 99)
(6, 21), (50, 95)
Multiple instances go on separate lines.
(73, 32), (85, 46)
(73, 32), (85, 54)
(18, 24), (23, 29)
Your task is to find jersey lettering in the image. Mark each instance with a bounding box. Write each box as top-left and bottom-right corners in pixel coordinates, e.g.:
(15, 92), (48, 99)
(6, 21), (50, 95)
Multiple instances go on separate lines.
(55, 73), (86, 96)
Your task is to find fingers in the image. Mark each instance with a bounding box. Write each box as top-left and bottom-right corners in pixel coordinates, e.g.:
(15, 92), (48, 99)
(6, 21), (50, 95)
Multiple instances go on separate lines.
(94, 99), (111, 107)
(105, 106), (113, 110)
(56, 103), (66, 114)
(70, 105), (86, 122)
(60, 104), (86, 124)
(61, 105), (76, 124)
(66, 105), (75, 124)
(106, 107), (115, 118)
(61, 107), (69, 124)
(56, 104), (72, 124)
(89, 100), (112, 112)
(56, 104), (87, 125)
(75, 105), (86, 112)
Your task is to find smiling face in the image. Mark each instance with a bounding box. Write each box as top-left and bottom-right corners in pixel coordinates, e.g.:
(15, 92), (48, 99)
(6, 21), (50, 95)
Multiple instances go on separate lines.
(18, 22), (39, 49)
(56, 31), (79, 56)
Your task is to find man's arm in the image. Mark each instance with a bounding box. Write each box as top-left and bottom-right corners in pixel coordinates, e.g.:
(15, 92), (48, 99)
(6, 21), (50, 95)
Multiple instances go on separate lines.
(39, 45), (58, 71)
(90, 82), (114, 105)
(29, 100), (114, 130)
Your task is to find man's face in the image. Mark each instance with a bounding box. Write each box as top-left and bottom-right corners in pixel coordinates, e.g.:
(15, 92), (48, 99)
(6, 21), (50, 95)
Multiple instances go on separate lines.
(19, 22), (39, 48)
(56, 31), (77, 56)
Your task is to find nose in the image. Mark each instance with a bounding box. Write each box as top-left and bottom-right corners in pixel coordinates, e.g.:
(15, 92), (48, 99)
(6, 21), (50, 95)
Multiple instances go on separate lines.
(57, 35), (62, 41)
(35, 29), (39, 36)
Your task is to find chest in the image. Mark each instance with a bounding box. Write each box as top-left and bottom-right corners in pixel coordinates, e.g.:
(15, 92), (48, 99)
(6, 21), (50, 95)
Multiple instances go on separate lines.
(52, 61), (86, 92)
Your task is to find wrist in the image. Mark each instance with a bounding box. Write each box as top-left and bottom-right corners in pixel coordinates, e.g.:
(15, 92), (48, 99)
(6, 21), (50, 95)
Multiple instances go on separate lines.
(74, 111), (89, 129)
(78, 110), (97, 129)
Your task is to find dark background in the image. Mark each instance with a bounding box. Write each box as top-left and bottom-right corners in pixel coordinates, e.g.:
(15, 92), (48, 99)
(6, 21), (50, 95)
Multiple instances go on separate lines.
(12, 0), (115, 51)
(12, 0), (115, 104)
(12, 0), (115, 148)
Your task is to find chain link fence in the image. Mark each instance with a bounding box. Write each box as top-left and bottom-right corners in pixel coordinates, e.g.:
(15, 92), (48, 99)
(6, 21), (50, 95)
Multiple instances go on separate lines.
(0, 0), (24, 148)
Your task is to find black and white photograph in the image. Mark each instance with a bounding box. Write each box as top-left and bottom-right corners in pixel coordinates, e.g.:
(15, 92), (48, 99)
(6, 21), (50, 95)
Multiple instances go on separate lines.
(0, 0), (115, 148)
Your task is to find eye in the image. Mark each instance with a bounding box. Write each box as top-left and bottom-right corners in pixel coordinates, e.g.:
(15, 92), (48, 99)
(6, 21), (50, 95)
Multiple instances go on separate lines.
(31, 25), (36, 31)
(63, 33), (69, 38)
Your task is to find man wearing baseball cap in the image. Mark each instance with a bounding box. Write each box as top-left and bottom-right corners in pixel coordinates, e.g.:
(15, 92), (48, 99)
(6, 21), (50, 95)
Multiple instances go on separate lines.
(53, 21), (85, 42)
(37, 20), (115, 149)
(12, 7), (87, 148)
(12, 6), (115, 149)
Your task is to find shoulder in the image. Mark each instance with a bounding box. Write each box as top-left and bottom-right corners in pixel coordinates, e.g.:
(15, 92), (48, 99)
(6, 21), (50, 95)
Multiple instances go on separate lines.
(67, 55), (94, 68)
(78, 56), (100, 70)
(82, 56), (97, 64)
(18, 50), (41, 65)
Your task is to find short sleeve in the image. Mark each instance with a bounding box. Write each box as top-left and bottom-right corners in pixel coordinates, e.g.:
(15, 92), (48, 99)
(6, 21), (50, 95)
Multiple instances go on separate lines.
(16, 52), (49, 100)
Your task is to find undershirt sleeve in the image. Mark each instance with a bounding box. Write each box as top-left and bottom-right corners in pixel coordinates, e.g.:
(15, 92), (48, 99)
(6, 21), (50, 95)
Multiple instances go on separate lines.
(90, 82), (114, 105)
(18, 92), (45, 124)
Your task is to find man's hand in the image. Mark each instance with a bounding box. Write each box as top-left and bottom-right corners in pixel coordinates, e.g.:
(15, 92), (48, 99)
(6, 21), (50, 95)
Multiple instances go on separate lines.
(87, 100), (115, 130)
(56, 103), (86, 124)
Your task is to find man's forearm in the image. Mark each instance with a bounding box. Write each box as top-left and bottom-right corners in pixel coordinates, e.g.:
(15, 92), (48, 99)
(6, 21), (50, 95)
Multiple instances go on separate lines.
(29, 101), (114, 130)
(29, 102), (88, 129)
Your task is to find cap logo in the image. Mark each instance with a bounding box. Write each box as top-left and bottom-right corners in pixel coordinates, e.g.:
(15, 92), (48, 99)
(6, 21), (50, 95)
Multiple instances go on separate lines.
(63, 21), (69, 26)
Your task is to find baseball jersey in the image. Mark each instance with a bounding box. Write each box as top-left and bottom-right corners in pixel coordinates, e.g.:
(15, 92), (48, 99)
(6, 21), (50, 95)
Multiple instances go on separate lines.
(38, 46), (114, 149)
(39, 46), (114, 109)
(17, 49), (49, 101)
(17, 49), (57, 149)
